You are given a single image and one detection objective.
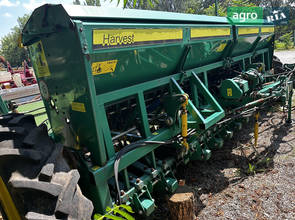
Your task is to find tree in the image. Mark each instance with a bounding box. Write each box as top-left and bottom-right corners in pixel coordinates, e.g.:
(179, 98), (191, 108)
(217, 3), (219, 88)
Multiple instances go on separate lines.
(0, 14), (30, 67)
(125, 0), (256, 14)
(126, 0), (196, 12)
(73, 0), (100, 6)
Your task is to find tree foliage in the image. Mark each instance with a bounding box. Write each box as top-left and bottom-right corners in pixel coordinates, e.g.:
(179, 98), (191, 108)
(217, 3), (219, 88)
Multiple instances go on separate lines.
(73, 0), (101, 6)
(125, 0), (202, 12)
(94, 204), (135, 220)
(125, 0), (256, 14)
(0, 14), (30, 67)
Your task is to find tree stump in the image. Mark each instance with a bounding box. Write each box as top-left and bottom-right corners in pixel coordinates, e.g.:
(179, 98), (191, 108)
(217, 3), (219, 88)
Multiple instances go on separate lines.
(168, 180), (196, 220)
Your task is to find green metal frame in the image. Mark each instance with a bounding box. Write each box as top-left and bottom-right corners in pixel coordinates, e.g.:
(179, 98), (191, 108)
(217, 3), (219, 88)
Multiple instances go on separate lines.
(21, 4), (281, 216)
(0, 96), (8, 115)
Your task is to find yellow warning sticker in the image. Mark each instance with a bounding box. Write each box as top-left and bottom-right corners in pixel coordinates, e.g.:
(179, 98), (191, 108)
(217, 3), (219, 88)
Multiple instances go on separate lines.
(71, 102), (86, 112)
(227, 88), (232, 97)
(30, 41), (51, 77)
(92, 60), (118, 75)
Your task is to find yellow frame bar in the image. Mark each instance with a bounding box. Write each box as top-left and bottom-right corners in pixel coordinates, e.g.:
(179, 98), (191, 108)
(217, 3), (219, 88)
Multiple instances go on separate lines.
(0, 177), (21, 220)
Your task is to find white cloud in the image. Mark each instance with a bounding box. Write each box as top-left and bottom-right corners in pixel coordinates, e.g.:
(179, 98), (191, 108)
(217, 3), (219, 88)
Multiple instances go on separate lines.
(22, 0), (46, 11)
(0, 0), (20, 7)
(3, 12), (12, 17)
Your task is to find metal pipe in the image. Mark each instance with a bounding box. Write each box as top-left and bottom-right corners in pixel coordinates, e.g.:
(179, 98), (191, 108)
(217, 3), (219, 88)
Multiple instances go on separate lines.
(112, 127), (137, 141)
(111, 131), (142, 139)
(286, 81), (293, 123)
(232, 96), (274, 113)
(17, 98), (42, 106)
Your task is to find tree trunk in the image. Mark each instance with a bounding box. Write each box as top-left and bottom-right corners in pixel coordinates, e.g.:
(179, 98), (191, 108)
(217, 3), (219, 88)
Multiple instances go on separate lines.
(168, 181), (196, 220)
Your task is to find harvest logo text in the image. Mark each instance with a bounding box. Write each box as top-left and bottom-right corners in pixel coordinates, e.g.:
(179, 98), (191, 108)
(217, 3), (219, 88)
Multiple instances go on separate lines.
(102, 34), (135, 46)
(92, 28), (183, 49)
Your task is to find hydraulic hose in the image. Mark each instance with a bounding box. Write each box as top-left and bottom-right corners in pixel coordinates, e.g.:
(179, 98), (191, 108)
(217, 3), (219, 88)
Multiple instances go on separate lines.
(114, 140), (173, 204)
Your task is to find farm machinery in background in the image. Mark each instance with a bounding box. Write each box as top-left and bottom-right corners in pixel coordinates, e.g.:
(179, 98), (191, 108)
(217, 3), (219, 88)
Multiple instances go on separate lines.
(0, 56), (37, 89)
(0, 4), (294, 220)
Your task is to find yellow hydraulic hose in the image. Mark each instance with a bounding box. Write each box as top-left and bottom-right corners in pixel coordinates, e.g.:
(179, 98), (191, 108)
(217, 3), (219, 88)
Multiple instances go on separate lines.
(181, 94), (189, 150)
(254, 112), (259, 147)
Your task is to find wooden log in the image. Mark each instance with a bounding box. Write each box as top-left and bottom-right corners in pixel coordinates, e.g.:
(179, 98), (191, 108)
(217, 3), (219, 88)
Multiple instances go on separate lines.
(168, 180), (196, 220)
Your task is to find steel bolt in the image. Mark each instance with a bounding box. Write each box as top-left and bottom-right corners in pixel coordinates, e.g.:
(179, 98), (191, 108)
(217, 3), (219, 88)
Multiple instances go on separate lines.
(120, 190), (125, 196)
(136, 178), (140, 183)
(79, 27), (83, 32)
(178, 179), (185, 186)
(165, 117), (174, 126)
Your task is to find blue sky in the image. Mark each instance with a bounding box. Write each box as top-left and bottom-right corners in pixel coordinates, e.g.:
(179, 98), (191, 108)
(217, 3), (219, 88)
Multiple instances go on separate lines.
(0, 0), (122, 40)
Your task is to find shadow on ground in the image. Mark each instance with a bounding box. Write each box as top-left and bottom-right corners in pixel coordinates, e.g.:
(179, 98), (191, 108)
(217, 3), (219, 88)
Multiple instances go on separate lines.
(153, 107), (294, 219)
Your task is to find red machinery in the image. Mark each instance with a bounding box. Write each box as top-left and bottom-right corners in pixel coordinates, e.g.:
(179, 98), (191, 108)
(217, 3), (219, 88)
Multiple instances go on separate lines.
(0, 56), (36, 89)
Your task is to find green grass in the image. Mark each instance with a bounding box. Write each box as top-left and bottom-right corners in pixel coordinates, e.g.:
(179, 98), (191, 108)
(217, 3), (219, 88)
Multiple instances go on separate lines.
(17, 100), (50, 127)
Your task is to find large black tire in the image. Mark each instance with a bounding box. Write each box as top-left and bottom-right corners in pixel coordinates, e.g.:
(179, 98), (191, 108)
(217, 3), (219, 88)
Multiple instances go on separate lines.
(0, 113), (93, 220)
(273, 55), (284, 73)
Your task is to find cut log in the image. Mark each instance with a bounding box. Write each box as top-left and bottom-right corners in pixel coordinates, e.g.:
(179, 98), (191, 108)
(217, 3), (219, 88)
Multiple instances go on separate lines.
(168, 181), (196, 220)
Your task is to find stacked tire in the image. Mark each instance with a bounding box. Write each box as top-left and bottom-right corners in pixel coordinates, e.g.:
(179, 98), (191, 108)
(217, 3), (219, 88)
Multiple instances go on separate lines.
(0, 113), (93, 220)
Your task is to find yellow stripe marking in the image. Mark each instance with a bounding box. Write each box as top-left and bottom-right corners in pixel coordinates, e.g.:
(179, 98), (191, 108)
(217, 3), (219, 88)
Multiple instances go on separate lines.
(238, 27), (259, 35)
(93, 28), (183, 48)
(0, 177), (21, 220)
(191, 28), (230, 39)
(261, 27), (274, 33)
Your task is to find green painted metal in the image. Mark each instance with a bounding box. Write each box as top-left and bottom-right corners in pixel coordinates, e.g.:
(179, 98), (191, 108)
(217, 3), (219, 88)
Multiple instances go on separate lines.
(0, 96), (8, 115)
(21, 4), (288, 217)
(220, 79), (244, 99)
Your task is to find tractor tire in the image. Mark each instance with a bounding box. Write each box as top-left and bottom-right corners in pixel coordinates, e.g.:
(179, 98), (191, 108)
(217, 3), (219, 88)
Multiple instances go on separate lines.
(273, 55), (284, 73)
(0, 113), (93, 220)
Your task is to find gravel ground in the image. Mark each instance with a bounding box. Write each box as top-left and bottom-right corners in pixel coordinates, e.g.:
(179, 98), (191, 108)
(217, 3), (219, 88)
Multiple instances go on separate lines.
(154, 108), (295, 220)
(189, 51), (295, 219)
(154, 51), (295, 220)
(275, 50), (295, 64)
(188, 110), (295, 220)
